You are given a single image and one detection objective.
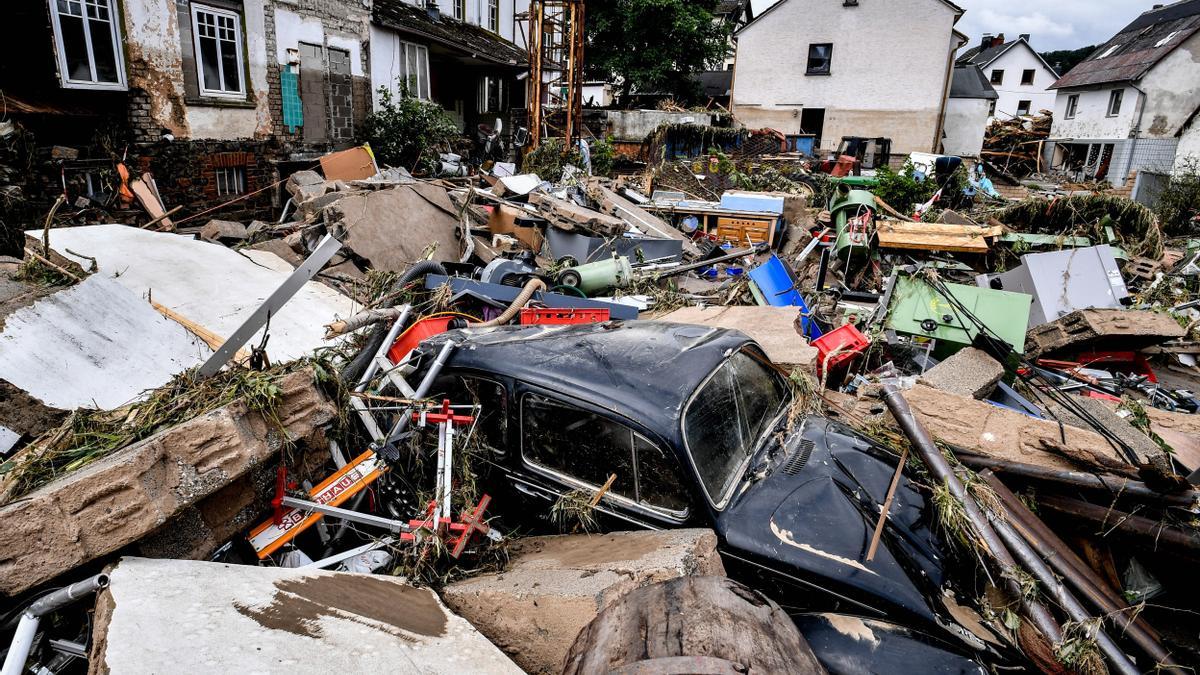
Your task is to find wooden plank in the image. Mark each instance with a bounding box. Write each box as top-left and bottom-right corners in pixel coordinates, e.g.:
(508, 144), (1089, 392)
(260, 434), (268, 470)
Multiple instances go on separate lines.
(151, 301), (252, 364)
(130, 177), (174, 230)
(875, 220), (995, 252)
(319, 144), (378, 181)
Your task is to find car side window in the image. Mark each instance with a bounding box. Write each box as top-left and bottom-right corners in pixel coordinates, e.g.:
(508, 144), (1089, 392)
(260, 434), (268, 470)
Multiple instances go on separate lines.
(521, 393), (635, 500)
(634, 435), (689, 513)
(432, 375), (508, 455)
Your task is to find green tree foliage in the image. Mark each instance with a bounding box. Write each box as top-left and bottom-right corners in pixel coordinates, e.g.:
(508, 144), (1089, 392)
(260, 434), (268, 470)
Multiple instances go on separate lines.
(360, 87), (460, 174)
(1039, 44), (1097, 77)
(1154, 158), (1200, 236)
(586, 0), (732, 104)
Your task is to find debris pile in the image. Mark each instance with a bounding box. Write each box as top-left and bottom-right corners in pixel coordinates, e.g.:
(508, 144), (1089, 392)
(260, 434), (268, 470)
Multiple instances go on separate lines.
(3, 140), (1200, 674)
(982, 112), (1053, 178)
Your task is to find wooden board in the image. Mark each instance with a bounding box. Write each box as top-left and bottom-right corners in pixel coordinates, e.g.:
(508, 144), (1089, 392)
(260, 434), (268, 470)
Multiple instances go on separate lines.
(875, 219), (1000, 253)
(319, 144), (378, 181)
(130, 177), (174, 230)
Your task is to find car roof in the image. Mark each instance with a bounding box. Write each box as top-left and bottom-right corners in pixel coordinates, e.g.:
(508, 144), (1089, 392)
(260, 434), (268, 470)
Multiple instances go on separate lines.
(419, 321), (756, 441)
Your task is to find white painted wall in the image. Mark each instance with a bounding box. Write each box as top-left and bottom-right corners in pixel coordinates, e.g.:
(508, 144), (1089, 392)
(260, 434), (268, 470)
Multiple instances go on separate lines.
(980, 42), (1056, 120)
(732, 0), (959, 154)
(1176, 120), (1200, 173)
(943, 97), (990, 156)
(1050, 84), (1141, 140)
(122, 0), (271, 140)
(1135, 29), (1200, 138)
(370, 24), (407, 108)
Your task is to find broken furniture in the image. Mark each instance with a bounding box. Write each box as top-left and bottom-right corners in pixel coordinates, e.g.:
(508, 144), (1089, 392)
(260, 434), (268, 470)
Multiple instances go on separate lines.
(884, 273), (1032, 354)
(978, 245), (1130, 327)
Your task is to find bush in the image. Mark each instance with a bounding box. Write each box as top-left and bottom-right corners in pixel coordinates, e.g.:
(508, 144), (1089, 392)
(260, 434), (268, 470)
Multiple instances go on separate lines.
(360, 87), (460, 174)
(1155, 159), (1200, 236)
(590, 136), (616, 177)
(522, 139), (583, 180)
(873, 161), (937, 211)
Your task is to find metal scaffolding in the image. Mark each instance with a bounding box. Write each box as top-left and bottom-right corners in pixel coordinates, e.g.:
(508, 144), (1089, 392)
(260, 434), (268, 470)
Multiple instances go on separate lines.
(525, 0), (584, 151)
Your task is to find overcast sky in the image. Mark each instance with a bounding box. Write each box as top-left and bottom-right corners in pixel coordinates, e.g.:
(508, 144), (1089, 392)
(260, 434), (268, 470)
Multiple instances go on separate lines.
(748, 0), (1169, 52)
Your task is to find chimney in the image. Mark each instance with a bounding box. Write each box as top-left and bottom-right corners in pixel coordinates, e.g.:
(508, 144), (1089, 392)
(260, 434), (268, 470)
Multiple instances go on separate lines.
(425, 0), (440, 21)
(1019, 33), (1030, 42)
(993, 33), (1005, 47)
(981, 33), (993, 50)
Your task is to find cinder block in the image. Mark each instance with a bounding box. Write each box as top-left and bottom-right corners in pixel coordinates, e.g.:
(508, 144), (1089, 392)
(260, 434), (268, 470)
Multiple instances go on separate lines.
(918, 347), (1005, 399)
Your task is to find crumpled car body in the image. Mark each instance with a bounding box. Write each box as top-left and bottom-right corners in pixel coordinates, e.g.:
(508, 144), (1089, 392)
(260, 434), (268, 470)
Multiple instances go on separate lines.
(409, 321), (993, 668)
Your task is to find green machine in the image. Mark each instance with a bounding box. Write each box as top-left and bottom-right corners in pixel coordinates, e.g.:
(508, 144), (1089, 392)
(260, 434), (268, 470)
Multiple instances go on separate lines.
(883, 274), (1033, 353)
(829, 185), (876, 257)
(556, 256), (634, 295)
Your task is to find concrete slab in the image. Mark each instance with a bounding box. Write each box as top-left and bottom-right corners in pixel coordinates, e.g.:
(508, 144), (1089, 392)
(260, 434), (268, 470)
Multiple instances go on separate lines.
(32, 225), (355, 364)
(0, 369), (334, 597)
(324, 184), (463, 269)
(1026, 308), (1186, 357)
(0, 274), (211, 409)
(918, 347), (1005, 399)
(660, 306), (818, 369)
(442, 529), (725, 675)
(90, 557), (520, 675)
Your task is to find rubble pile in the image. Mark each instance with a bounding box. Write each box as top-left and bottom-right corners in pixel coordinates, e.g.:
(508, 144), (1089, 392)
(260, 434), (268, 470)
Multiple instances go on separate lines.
(982, 112), (1053, 178)
(3, 141), (1200, 674)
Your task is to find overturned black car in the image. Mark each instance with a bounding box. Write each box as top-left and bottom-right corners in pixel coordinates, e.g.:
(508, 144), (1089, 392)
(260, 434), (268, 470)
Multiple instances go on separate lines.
(407, 321), (998, 671)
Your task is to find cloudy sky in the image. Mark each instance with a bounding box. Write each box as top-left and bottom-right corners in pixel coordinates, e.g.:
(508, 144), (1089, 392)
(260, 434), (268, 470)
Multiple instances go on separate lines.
(749, 0), (1169, 52)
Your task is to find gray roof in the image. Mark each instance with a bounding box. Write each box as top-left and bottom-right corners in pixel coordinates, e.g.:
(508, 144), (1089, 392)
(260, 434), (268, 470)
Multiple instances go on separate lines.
(957, 37), (1059, 77)
(949, 65), (999, 99)
(1052, 0), (1200, 89)
(372, 0), (526, 66)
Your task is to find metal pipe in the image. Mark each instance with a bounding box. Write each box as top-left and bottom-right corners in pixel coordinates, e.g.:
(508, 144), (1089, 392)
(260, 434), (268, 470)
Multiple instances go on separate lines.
(990, 511), (1142, 675)
(957, 453), (1199, 511)
(981, 472), (1183, 672)
(880, 384), (1064, 644)
(383, 341), (457, 446)
(2, 574), (109, 675)
(1038, 495), (1200, 556)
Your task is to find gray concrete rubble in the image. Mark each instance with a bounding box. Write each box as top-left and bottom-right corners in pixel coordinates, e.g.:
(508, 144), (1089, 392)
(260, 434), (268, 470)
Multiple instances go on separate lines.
(199, 219), (249, 243)
(529, 191), (629, 237)
(661, 305), (818, 370)
(0, 369), (335, 597)
(89, 557), (521, 674)
(441, 529), (726, 675)
(1026, 308), (1187, 357)
(918, 347), (1005, 399)
(323, 183), (464, 268)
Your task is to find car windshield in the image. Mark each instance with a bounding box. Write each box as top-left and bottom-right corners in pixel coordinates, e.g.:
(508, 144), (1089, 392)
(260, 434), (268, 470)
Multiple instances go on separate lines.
(683, 349), (791, 506)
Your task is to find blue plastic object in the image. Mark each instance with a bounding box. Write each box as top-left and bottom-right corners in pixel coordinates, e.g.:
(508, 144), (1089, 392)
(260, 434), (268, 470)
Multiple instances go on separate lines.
(747, 255), (822, 339)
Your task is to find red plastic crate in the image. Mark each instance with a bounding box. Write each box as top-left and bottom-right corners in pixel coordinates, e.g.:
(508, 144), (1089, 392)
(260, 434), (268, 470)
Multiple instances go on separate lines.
(811, 323), (869, 376)
(519, 308), (611, 325)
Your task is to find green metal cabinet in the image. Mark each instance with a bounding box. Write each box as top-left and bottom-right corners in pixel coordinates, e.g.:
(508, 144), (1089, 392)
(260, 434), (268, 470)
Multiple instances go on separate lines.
(884, 275), (1033, 353)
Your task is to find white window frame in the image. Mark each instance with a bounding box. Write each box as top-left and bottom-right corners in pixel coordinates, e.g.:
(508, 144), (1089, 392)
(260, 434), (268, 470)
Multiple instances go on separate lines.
(479, 75), (504, 113)
(190, 3), (246, 99)
(394, 40), (431, 101)
(453, 0), (465, 21)
(1107, 89), (1123, 117)
(214, 166), (246, 196)
(48, 0), (128, 90)
(487, 0), (499, 32)
(1065, 94), (1079, 119)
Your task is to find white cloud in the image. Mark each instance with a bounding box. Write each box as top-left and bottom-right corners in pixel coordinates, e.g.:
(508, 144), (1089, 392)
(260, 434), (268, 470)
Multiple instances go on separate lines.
(953, 0), (1167, 51)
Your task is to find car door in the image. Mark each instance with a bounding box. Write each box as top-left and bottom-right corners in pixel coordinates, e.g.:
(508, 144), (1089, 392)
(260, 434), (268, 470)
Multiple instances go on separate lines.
(514, 383), (694, 532)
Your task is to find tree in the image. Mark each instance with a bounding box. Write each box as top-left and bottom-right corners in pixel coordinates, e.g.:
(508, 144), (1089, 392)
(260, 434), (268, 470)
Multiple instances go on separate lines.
(1039, 45), (1098, 77)
(585, 0), (732, 104)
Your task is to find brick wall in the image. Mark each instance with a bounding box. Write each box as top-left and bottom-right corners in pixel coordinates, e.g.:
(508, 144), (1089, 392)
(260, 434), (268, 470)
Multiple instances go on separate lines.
(132, 139), (282, 224)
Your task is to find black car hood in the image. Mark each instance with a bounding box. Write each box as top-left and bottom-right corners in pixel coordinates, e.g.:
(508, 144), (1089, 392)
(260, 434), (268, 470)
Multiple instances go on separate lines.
(714, 415), (949, 628)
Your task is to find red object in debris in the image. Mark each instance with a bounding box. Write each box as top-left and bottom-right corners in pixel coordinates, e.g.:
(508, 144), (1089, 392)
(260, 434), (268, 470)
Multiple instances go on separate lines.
(519, 308), (611, 325)
(1080, 390), (1122, 402)
(812, 323), (870, 376)
(830, 155), (858, 177)
(387, 316), (457, 363)
(411, 398), (476, 427)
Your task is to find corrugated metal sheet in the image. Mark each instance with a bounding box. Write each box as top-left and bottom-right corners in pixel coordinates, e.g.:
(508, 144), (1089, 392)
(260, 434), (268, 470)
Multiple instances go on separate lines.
(1052, 5), (1200, 89)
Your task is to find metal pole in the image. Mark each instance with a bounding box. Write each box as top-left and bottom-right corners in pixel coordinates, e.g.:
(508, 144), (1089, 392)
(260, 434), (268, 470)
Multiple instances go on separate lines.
(2, 574), (109, 675)
(982, 472), (1183, 672)
(880, 384), (1064, 644)
(1038, 495), (1200, 555)
(383, 341), (457, 446)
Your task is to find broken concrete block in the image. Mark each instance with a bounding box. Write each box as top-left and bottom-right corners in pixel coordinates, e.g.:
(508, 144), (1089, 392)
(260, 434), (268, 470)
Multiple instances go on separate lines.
(918, 347), (1005, 399)
(90, 557), (521, 674)
(1026, 308), (1186, 357)
(0, 369), (335, 597)
(324, 184), (463, 268)
(441, 529), (725, 675)
(530, 191), (629, 238)
(287, 170), (329, 204)
(246, 220), (270, 237)
(898, 384), (1131, 475)
(199, 219), (248, 242)
(301, 190), (348, 219)
(661, 306), (817, 370)
(1046, 397), (1165, 466)
(585, 180), (701, 257)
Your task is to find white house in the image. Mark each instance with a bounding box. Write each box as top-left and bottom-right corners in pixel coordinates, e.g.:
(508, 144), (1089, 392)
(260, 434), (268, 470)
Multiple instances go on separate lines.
(943, 65), (997, 156)
(1047, 0), (1200, 192)
(956, 34), (1058, 120)
(731, 0), (966, 158)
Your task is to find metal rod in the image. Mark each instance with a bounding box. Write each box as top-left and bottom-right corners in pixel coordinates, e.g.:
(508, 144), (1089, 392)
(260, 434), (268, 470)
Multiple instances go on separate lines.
(957, 453), (1199, 511)
(1038, 495), (1200, 556)
(1, 574), (109, 675)
(383, 341), (457, 446)
(281, 496), (411, 533)
(302, 537), (397, 570)
(880, 384), (1064, 644)
(981, 472), (1182, 672)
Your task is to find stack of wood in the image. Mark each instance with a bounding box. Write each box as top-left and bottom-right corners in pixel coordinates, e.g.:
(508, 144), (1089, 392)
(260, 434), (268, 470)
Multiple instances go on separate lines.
(981, 112), (1052, 178)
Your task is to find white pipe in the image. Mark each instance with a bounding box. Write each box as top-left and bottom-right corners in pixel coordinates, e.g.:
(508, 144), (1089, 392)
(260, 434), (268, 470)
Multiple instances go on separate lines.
(1, 574), (108, 675)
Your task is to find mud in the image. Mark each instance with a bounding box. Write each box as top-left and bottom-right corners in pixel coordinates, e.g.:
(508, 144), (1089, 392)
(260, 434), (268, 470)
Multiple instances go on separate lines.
(236, 574), (448, 640)
(515, 532), (664, 567)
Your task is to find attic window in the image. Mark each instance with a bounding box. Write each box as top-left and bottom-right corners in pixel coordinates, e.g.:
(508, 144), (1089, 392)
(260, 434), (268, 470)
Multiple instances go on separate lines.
(806, 44), (832, 76)
(1096, 44), (1122, 59)
(990, 69), (1004, 85)
(1021, 69), (1035, 85)
(1155, 31), (1180, 47)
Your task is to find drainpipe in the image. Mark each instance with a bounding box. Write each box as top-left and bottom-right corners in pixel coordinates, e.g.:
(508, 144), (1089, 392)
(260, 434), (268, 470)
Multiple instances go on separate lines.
(932, 34), (959, 153)
(1, 574), (110, 675)
(1121, 82), (1148, 186)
